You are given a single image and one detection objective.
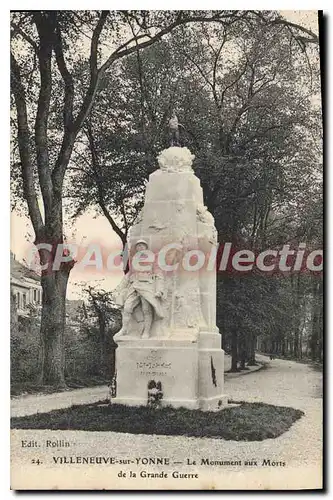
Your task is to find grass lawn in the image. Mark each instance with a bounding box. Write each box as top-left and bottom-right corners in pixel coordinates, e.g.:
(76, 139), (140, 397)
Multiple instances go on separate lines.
(11, 401), (304, 441)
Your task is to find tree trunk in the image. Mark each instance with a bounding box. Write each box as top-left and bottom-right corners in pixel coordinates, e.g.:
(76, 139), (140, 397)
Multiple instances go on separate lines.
(310, 280), (321, 362)
(239, 357), (246, 370)
(99, 316), (109, 378)
(281, 336), (285, 356)
(38, 269), (70, 387)
(231, 328), (239, 372)
(247, 335), (257, 365)
(238, 335), (247, 370)
(294, 330), (299, 359)
(110, 339), (117, 379)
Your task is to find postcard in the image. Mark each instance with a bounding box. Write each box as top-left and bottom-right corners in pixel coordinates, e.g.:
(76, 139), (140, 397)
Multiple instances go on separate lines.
(10, 9), (323, 490)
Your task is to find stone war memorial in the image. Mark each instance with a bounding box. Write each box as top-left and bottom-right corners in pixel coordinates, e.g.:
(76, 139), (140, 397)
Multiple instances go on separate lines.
(113, 140), (227, 410)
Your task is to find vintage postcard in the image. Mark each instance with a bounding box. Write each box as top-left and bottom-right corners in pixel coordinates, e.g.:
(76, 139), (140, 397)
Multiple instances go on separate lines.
(10, 9), (323, 490)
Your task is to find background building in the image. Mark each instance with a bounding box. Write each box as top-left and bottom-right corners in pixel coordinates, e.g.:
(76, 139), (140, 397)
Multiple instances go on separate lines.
(10, 252), (42, 317)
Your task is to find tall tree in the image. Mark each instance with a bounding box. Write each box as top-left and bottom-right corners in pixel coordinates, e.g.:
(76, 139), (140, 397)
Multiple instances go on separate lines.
(83, 286), (121, 377)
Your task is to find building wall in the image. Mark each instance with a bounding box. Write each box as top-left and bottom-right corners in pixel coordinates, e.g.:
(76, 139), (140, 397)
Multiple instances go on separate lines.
(11, 278), (42, 316)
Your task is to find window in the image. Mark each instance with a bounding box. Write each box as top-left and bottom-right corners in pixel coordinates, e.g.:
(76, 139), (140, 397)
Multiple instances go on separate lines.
(34, 289), (37, 301)
(17, 292), (20, 309)
(23, 294), (26, 308)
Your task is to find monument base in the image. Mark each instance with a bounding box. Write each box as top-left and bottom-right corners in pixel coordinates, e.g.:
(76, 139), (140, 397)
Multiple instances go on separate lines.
(113, 332), (228, 411)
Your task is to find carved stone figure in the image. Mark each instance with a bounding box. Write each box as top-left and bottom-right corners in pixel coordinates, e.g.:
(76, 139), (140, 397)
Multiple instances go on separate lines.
(157, 146), (195, 173)
(114, 240), (165, 339)
(197, 203), (218, 244)
(196, 204), (214, 224)
(168, 111), (181, 147)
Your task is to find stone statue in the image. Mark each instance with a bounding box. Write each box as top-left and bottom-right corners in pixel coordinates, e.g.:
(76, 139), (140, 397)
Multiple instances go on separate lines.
(113, 147), (228, 411)
(197, 203), (218, 244)
(196, 204), (214, 224)
(114, 240), (165, 339)
(168, 110), (183, 147)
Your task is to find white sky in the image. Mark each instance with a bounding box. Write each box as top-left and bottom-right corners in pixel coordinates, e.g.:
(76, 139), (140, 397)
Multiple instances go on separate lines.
(10, 10), (321, 299)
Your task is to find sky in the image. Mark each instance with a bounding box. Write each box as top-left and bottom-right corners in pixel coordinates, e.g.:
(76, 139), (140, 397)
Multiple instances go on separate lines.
(10, 10), (320, 299)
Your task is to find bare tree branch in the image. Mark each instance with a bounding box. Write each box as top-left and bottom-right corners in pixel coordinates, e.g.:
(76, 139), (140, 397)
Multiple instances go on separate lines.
(72, 10), (109, 133)
(10, 51), (44, 237)
(11, 22), (38, 50)
(98, 12), (241, 75)
(85, 123), (127, 247)
(212, 33), (227, 103)
(53, 16), (74, 130)
(119, 200), (129, 237)
(250, 11), (319, 44)
(51, 12), (110, 196)
(33, 12), (53, 212)
(220, 60), (248, 106)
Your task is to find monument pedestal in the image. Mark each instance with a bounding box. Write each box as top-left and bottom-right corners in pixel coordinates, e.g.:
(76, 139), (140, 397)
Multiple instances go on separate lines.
(114, 332), (228, 411)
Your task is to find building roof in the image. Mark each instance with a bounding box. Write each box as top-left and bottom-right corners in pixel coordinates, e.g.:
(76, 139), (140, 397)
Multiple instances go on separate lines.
(10, 252), (41, 283)
(10, 276), (31, 289)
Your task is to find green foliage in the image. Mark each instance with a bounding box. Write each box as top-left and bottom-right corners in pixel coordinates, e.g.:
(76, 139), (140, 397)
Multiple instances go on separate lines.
(66, 18), (322, 366)
(10, 312), (113, 393)
(11, 314), (41, 384)
(66, 17), (321, 246)
(11, 401), (304, 441)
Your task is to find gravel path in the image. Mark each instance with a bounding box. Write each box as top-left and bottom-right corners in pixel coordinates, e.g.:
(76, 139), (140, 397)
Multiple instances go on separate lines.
(11, 356), (322, 490)
(11, 385), (109, 418)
